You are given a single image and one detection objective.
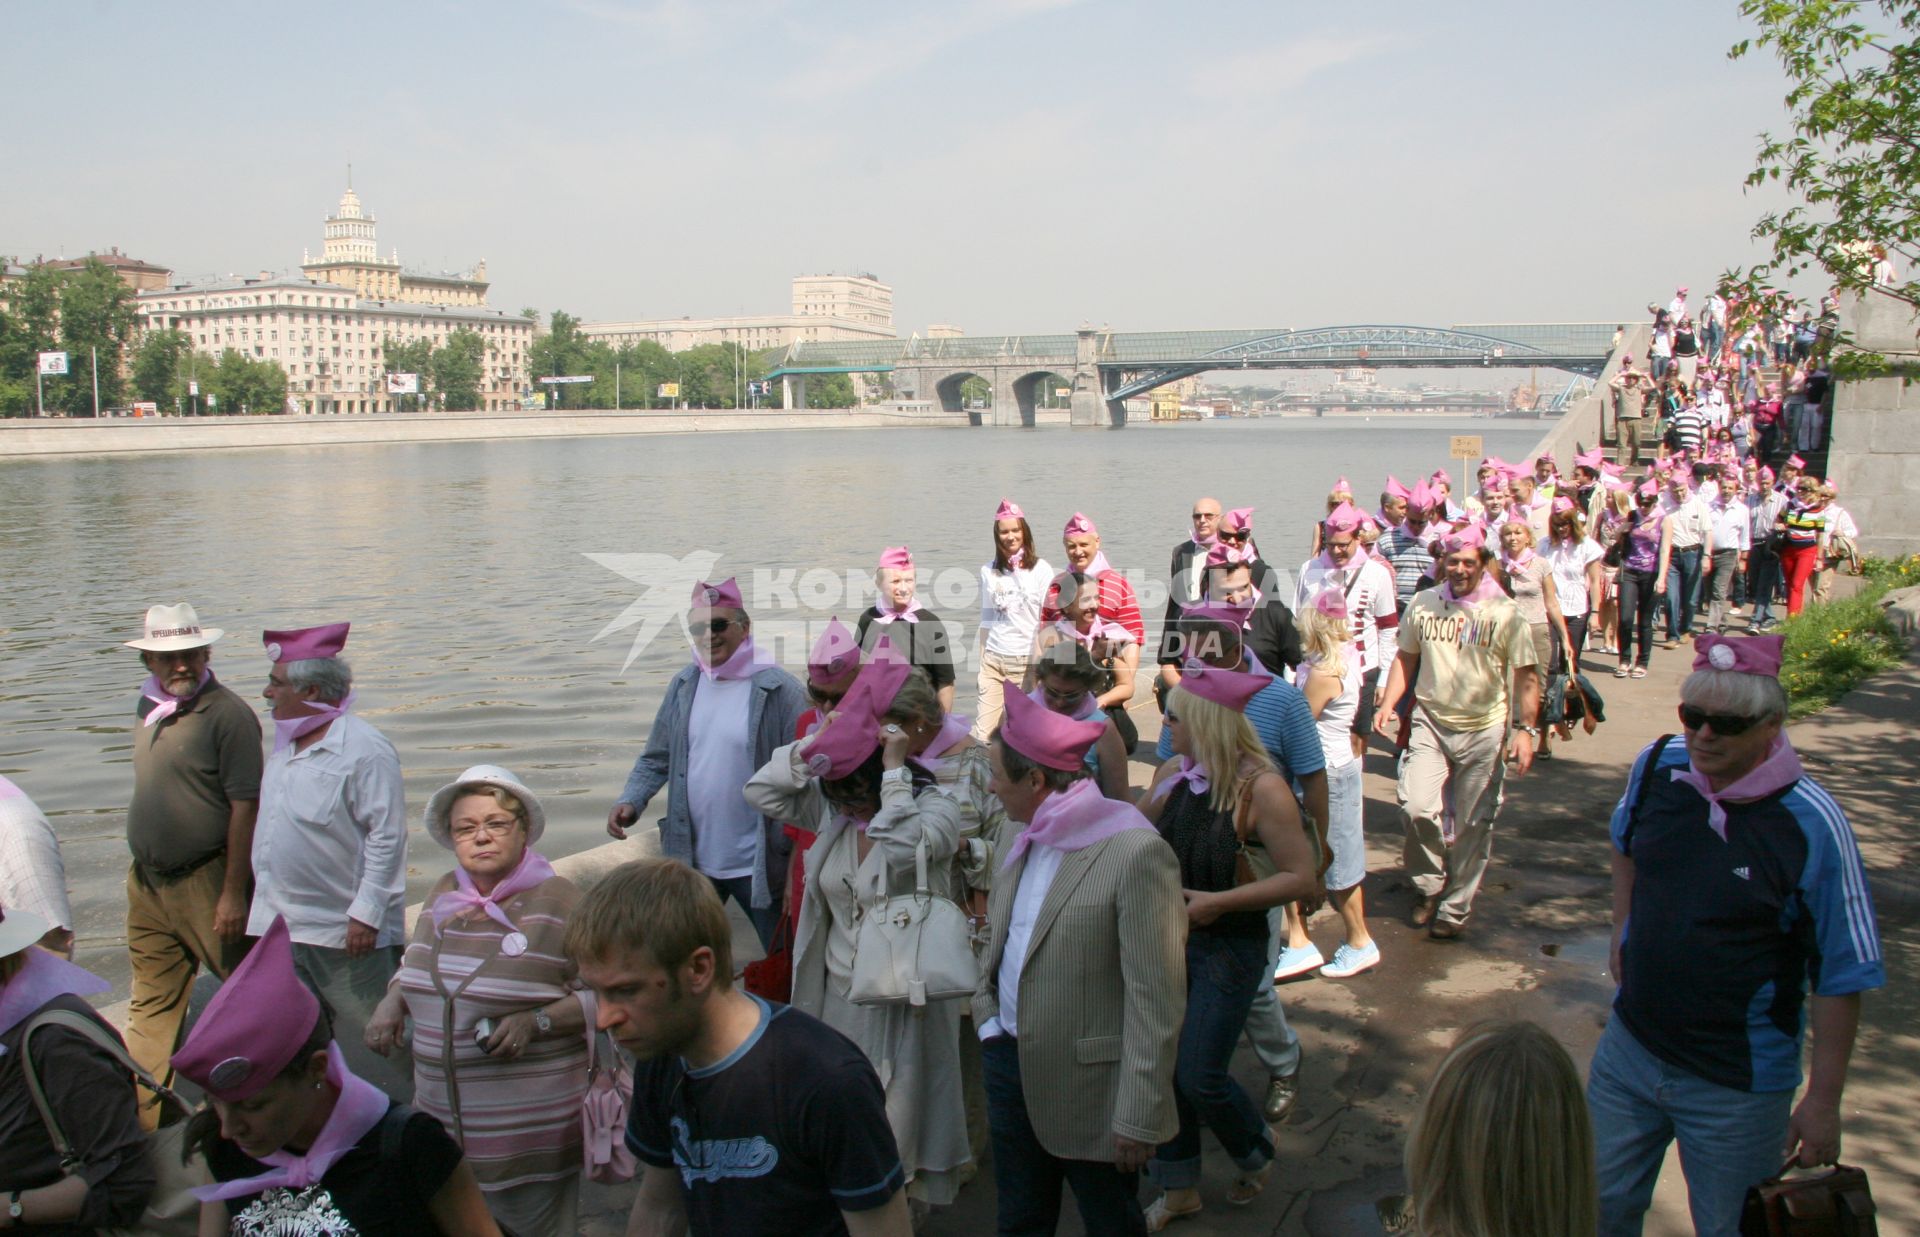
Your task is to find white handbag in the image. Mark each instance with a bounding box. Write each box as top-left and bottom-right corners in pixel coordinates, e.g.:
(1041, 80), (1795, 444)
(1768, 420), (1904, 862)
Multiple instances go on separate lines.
(848, 836), (979, 1008)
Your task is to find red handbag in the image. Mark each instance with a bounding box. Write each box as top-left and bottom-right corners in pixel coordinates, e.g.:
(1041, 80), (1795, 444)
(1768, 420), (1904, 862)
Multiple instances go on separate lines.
(742, 907), (795, 1003)
(1741, 1157), (1878, 1235)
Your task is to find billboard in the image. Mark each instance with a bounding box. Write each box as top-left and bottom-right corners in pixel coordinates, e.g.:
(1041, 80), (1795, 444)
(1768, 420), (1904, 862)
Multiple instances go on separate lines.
(386, 372), (420, 395)
(37, 351), (68, 375)
(657, 383), (680, 398)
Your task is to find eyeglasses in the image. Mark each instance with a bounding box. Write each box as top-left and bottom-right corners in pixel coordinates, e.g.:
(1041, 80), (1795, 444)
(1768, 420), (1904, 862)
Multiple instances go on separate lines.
(1326, 538), (1355, 551)
(1219, 529), (1251, 543)
(1678, 705), (1765, 736)
(451, 818), (518, 843)
(1191, 511), (1219, 522)
(806, 686), (845, 707)
(701, 618), (739, 635)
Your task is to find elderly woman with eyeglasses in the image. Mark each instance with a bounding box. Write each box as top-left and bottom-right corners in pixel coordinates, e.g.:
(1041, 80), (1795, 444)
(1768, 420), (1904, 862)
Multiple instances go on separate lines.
(363, 765), (590, 1237)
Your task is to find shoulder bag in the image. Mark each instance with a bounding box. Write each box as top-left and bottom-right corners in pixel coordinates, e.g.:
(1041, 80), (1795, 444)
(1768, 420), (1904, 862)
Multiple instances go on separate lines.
(848, 835), (978, 1008)
(20, 1008), (209, 1237)
(1740, 1156), (1877, 1235)
(1232, 773), (1326, 915)
(580, 1019), (637, 1184)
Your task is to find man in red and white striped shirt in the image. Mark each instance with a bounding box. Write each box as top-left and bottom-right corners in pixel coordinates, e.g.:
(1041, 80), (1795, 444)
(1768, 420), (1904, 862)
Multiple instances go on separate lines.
(1042, 511), (1145, 645)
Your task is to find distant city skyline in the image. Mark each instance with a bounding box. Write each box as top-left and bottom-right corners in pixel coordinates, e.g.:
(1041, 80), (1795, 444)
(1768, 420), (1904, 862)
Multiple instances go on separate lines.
(6, 1), (1809, 336)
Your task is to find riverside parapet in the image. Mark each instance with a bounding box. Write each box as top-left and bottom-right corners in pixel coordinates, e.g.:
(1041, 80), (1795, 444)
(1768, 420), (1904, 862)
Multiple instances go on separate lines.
(0, 404), (969, 459)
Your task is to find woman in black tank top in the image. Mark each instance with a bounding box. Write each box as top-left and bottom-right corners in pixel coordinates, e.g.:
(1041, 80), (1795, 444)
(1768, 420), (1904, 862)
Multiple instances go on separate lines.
(1137, 667), (1319, 1230)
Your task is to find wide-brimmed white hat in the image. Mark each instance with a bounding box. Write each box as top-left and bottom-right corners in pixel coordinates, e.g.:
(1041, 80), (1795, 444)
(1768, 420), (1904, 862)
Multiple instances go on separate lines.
(423, 765), (547, 850)
(125, 603), (224, 652)
(0, 905), (51, 959)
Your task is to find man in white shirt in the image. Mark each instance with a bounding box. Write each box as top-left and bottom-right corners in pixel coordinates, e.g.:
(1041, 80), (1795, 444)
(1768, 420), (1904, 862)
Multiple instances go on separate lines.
(253, 621), (411, 1098)
(0, 775), (74, 955)
(1296, 502), (1400, 758)
(1662, 479), (1715, 647)
(1705, 487), (1753, 632)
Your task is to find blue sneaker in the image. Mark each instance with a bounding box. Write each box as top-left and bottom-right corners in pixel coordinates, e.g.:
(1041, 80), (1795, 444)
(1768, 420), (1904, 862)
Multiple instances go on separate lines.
(1273, 943), (1324, 981)
(1320, 941), (1381, 979)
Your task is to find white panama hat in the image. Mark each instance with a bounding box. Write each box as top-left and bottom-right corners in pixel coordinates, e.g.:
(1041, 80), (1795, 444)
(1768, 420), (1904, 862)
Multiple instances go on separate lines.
(125, 603), (224, 653)
(423, 765), (547, 850)
(0, 904), (52, 959)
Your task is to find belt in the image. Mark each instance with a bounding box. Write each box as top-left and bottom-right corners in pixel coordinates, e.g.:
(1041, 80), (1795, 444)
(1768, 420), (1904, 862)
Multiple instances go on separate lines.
(134, 850), (223, 887)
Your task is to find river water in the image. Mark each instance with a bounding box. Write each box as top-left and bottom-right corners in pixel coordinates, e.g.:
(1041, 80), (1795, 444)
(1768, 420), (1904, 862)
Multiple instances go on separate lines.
(0, 415), (1547, 989)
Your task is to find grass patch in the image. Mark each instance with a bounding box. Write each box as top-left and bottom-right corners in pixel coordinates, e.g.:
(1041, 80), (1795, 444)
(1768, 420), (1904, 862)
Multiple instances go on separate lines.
(1777, 555), (1920, 718)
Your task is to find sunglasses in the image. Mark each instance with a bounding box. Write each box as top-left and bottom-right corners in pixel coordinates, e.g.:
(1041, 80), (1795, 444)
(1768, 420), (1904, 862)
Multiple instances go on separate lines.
(701, 618), (739, 635)
(806, 685), (845, 707)
(1678, 705), (1764, 736)
(1219, 529), (1251, 543)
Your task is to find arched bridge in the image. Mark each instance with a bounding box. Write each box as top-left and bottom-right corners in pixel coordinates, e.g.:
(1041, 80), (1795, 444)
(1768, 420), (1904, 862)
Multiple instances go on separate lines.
(768, 322), (1620, 426)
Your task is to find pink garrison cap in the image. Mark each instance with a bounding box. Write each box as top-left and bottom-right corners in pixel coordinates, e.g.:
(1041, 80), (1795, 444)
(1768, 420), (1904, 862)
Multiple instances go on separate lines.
(1176, 661), (1272, 713)
(1438, 524), (1487, 555)
(1428, 469), (1452, 488)
(1552, 496), (1577, 514)
(1693, 633), (1785, 677)
(1638, 479), (1660, 498)
(171, 917), (320, 1102)
(1331, 475), (1353, 494)
(994, 498), (1025, 522)
(1204, 541), (1248, 568)
(1535, 451), (1557, 467)
(262, 622), (349, 665)
(807, 618), (861, 686)
(998, 680), (1106, 771)
(1062, 511), (1098, 538)
(1787, 454), (1806, 468)
(1311, 589), (1349, 619)
(1408, 479), (1440, 511)
(1384, 475), (1413, 501)
(1323, 501), (1366, 534)
(691, 577), (745, 610)
(803, 654), (912, 779)
(877, 546), (914, 572)
(1574, 446), (1607, 470)
(1222, 507), (1254, 532)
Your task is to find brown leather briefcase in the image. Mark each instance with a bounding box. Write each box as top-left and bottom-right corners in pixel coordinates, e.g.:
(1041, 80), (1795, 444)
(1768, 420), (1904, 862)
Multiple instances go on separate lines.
(1741, 1158), (1878, 1236)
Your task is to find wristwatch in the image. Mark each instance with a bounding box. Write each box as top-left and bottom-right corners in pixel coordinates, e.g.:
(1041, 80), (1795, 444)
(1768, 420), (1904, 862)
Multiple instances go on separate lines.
(532, 1007), (552, 1036)
(8, 1189), (23, 1221)
(881, 766), (912, 785)
(1514, 723), (1541, 738)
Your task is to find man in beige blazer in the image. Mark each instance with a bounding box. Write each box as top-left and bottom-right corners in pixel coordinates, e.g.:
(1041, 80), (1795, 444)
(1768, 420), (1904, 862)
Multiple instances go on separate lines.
(974, 684), (1186, 1235)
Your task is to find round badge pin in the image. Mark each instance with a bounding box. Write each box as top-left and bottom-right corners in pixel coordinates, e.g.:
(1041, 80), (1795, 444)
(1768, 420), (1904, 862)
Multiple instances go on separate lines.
(501, 931), (528, 957)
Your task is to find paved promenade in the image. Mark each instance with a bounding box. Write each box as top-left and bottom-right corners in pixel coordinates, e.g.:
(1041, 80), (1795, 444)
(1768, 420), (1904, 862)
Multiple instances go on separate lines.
(564, 637), (1919, 1236)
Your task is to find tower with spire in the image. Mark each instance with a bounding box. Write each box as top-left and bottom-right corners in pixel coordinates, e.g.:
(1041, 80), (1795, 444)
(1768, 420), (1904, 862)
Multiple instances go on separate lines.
(299, 175), (488, 307)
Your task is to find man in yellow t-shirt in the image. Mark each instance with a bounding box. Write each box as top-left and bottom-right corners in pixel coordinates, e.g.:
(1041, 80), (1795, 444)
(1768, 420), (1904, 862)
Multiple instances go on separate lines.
(1377, 527), (1541, 939)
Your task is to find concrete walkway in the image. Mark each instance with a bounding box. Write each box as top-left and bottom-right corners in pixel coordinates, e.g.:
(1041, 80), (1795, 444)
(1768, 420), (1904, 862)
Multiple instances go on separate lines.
(567, 636), (1918, 1236)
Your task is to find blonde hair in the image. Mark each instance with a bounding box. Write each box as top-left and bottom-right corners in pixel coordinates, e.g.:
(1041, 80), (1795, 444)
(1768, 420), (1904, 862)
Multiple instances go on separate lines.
(1606, 486), (1634, 520)
(564, 858), (734, 987)
(1406, 1021), (1597, 1237)
(1169, 685), (1273, 812)
(456, 786), (528, 831)
(1499, 518), (1536, 550)
(1296, 602), (1351, 684)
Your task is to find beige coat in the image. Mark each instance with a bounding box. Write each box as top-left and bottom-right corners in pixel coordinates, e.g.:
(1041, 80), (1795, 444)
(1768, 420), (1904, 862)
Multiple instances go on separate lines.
(971, 825), (1187, 1161)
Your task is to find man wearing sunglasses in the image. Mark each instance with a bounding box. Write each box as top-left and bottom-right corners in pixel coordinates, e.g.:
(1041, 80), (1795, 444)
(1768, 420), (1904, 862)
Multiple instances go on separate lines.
(607, 578), (806, 949)
(1156, 497), (1224, 698)
(1590, 634), (1883, 1237)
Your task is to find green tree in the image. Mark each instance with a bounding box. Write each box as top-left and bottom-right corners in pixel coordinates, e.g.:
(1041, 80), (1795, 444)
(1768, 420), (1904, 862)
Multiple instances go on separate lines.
(1, 267), (62, 417)
(204, 349), (288, 416)
(1730, 1), (1920, 310)
(428, 329), (486, 410)
(52, 260), (137, 413)
(131, 329), (194, 405)
(528, 310), (594, 409)
(381, 336), (434, 408)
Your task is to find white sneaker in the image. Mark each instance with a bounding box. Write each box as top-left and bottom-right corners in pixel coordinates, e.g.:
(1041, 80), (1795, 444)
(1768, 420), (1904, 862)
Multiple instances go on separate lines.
(1320, 941), (1381, 979)
(1273, 943), (1324, 981)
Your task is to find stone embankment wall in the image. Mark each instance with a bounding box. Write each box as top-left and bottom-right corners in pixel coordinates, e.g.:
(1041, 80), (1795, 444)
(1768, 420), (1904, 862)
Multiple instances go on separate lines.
(1829, 292), (1920, 560)
(1527, 323), (1649, 467)
(0, 405), (969, 459)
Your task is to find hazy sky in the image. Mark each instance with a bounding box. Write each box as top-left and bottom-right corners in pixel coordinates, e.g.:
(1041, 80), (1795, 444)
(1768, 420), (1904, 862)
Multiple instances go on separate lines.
(7, 0), (1805, 335)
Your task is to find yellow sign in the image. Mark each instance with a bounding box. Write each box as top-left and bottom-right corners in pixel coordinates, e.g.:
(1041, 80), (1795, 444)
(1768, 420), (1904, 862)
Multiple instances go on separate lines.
(657, 383), (680, 398)
(1449, 434), (1484, 460)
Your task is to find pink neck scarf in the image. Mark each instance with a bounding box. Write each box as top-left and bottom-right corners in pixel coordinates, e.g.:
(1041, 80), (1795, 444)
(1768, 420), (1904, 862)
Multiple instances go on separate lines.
(1003, 778), (1151, 870)
(1440, 573), (1506, 612)
(140, 668), (213, 727)
(1149, 757), (1210, 805)
(1670, 735), (1805, 841)
(1502, 548), (1536, 571)
(429, 847), (557, 940)
(0, 949), (110, 1044)
(1083, 550), (1115, 577)
(873, 599), (925, 625)
(696, 637), (759, 682)
(194, 1043), (390, 1203)
(911, 714), (975, 776)
(1062, 618), (1131, 650)
(273, 691), (355, 753)
(1005, 547), (1026, 570)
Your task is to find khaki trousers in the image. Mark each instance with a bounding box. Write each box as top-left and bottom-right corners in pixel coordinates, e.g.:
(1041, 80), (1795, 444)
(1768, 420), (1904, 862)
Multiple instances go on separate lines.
(125, 856), (252, 1128)
(970, 649), (1033, 742)
(1398, 712), (1508, 928)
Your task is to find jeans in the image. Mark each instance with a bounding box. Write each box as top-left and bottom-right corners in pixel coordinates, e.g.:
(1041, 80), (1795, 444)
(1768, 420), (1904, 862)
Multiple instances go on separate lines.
(705, 874), (778, 949)
(1617, 567), (1659, 668)
(1588, 1016), (1793, 1237)
(1747, 550), (1780, 625)
(1664, 546), (1703, 641)
(1242, 908), (1302, 1076)
(1150, 933), (1275, 1191)
(981, 1036), (1146, 1236)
